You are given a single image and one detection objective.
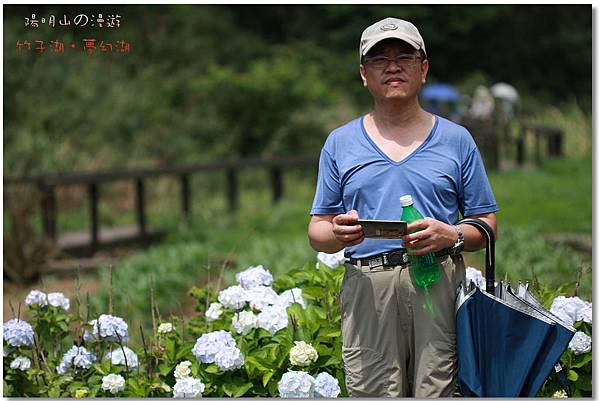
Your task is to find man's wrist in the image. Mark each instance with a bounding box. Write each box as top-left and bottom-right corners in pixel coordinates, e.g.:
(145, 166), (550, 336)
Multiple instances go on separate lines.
(447, 224), (464, 255)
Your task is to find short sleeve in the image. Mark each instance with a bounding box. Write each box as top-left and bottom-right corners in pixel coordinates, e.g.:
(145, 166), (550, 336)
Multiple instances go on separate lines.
(310, 148), (345, 215)
(460, 147), (499, 216)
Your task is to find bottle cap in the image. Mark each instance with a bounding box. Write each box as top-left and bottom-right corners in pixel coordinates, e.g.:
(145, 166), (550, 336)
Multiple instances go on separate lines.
(400, 195), (413, 207)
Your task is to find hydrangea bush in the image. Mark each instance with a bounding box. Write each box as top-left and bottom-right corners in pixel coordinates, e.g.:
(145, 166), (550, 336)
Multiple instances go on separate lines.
(3, 262), (591, 397)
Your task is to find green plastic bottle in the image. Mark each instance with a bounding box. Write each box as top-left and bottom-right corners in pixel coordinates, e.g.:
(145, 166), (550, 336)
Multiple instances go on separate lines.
(400, 195), (440, 288)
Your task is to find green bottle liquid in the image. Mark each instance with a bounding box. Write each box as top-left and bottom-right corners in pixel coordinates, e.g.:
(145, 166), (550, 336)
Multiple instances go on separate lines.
(400, 195), (441, 288)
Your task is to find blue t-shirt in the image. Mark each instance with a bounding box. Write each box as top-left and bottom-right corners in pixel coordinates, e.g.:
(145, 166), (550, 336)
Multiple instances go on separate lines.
(310, 114), (499, 258)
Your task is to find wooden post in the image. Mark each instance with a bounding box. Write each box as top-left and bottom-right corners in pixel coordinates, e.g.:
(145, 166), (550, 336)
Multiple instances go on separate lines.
(271, 167), (283, 204)
(88, 182), (99, 250)
(40, 183), (57, 241)
(135, 178), (146, 237)
(547, 128), (563, 157)
(227, 168), (238, 211)
(534, 129), (542, 166)
(180, 174), (191, 223)
(516, 131), (525, 166)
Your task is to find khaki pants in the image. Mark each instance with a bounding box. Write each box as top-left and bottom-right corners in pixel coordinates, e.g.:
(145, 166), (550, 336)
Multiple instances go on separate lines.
(341, 254), (466, 397)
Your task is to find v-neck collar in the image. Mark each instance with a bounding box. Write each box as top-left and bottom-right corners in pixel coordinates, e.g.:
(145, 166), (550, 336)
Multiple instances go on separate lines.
(360, 114), (439, 166)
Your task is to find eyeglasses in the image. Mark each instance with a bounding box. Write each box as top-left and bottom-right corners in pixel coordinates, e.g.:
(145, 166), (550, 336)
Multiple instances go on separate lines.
(363, 54), (422, 69)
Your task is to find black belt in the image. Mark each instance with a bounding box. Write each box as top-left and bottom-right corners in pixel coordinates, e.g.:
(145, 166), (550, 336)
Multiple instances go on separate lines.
(346, 248), (451, 269)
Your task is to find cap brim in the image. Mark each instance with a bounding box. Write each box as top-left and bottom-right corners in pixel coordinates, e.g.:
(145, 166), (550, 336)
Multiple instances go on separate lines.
(361, 33), (423, 57)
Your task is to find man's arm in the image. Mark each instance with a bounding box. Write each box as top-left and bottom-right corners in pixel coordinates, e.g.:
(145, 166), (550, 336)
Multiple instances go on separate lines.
(308, 211), (365, 253)
(460, 212), (497, 251)
(401, 212), (497, 255)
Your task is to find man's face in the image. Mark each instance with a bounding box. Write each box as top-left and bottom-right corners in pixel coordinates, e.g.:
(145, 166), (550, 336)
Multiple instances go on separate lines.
(359, 39), (428, 102)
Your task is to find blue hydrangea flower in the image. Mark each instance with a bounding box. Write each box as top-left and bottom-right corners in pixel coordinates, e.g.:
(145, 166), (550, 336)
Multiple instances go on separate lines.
(278, 370), (315, 398)
(83, 314), (129, 342)
(314, 372), (341, 398)
(3, 319), (34, 347)
(214, 346), (244, 371)
(57, 345), (96, 374)
(25, 290), (48, 307)
(192, 330), (236, 364)
(235, 265), (274, 289)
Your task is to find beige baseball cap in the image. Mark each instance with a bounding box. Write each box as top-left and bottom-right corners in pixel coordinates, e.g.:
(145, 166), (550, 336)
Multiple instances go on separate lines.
(359, 17), (427, 60)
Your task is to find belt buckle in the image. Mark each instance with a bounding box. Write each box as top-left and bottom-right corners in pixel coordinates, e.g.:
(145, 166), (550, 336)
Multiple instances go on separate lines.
(368, 257), (382, 268)
(387, 250), (408, 266)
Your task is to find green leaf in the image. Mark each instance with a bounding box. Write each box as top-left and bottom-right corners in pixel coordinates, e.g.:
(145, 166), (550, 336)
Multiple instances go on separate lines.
(205, 364), (220, 374)
(301, 286), (326, 300)
(222, 382), (234, 397)
(571, 353), (592, 368)
(233, 382), (253, 397)
(262, 371), (275, 387)
(576, 372), (592, 391)
(267, 378), (280, 396)
(175, 343), (194, 360)
(246, 356), (269, 372)
(165, 337), (176, 360)
(567, 369), (579, 381)
(158, 363), (172, 376)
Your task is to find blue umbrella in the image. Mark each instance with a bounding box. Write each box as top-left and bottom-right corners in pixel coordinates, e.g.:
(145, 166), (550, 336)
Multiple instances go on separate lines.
(455, 218), (575, 397)
(420, 83), (460, 102)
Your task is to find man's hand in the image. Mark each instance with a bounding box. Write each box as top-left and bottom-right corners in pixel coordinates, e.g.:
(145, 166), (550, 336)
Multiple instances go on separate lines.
(401, 217), (456, 256)
(332, 210), (365, 247)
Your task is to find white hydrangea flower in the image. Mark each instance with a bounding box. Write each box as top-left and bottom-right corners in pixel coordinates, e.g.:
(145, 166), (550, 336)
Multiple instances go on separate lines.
(245, 286), (279, 311)
(278, 370), (315, 398)
(3, 319), (34, 347)
(192, 330), (236, 364)
(214, 346), (245, 371)
(57, 345), (96, 374)
(569, 331), (591, 355)
(289, 341), (318, 367)
(276, 288), (307, 309)
(25, 290), (48, 307)
(553, 389), (568, 398)
(232, 310), (258, 335)
(218, 285), (247, 310)
(84, 314), (129, 342)
(550, 296), (592, 326)
(578, 303), (592, 323)
(173, 377), (205, 398)
(316, 249), (346, 269)
(101, 373), (125, 394)
(235, 265), (274, 289)
(174, 360), (193, 380)
(47, 292), (70, 311)
(158, 323), (174, 334)
(465, 267), (487, 289)
(257, 305), (289, 335)
(10, 356), (31, 371)
(205, 303), (224, 321)
(314, 372), (341, 398)
(105, 346), (138, 369)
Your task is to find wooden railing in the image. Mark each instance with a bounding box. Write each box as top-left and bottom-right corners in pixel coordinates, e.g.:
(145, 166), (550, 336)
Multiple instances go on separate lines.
(464, 120), (564, 171)
(4, 154), (319, 251)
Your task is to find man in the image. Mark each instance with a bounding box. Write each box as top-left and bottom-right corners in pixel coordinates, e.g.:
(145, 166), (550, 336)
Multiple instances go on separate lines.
(308, 17), (498, 397)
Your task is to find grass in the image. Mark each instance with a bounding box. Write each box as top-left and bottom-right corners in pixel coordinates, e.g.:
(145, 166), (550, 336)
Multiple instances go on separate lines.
(82, 153), (592, 336)
(5, 105), (592, 341)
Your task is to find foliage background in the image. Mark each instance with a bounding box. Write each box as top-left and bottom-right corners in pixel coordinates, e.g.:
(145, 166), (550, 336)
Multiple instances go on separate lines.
(4, 4), (591, 175)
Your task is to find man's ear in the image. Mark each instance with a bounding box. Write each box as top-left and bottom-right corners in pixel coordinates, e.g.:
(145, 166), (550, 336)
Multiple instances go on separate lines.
(359, 64), (368, 87)
(421, 59), (429, 84)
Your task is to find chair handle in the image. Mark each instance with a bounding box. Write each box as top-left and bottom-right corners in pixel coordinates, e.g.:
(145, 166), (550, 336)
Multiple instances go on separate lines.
(458, 218), (495, 294)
